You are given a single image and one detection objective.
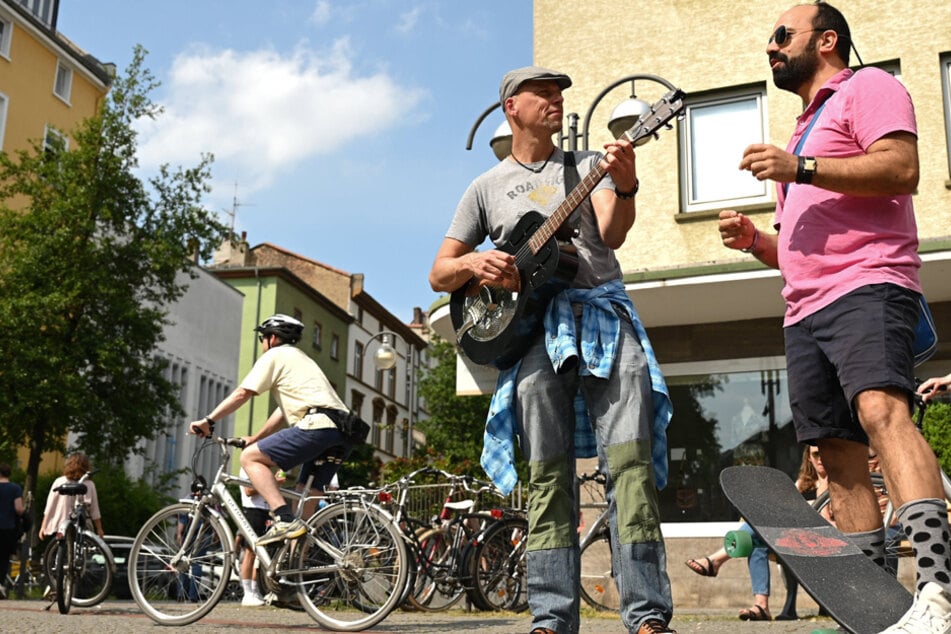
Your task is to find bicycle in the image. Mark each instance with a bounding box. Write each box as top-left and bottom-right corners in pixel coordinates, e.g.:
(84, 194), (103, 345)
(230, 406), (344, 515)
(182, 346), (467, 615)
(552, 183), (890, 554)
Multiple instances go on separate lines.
(129, 435), (408, 631)
(577, 470), (619, 612)
(464, 506), (528, 612)
(44, 471), (116, 614)
(393, 469), (506, 612)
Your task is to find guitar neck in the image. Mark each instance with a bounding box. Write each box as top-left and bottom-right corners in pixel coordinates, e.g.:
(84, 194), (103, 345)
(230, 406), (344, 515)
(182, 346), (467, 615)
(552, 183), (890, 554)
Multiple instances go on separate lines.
(527, 160), (607, 255)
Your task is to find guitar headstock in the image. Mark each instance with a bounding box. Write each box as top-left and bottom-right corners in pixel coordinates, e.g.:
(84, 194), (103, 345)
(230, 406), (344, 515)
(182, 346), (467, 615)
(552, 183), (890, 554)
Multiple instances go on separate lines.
(621, 88), (686, 147)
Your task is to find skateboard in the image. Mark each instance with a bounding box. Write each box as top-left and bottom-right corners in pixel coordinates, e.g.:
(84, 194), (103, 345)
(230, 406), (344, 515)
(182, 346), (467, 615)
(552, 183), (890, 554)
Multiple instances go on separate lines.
(720, 465), (912, 633)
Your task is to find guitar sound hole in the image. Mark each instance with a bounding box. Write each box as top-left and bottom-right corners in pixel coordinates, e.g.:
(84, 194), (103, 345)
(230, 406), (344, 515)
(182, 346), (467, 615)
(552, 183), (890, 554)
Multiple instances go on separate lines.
(464, 287), (518, 342)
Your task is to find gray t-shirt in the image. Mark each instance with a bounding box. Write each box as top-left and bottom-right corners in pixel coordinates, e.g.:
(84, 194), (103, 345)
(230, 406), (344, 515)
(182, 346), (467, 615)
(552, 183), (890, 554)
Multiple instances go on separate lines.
(445, 148), (621, 289)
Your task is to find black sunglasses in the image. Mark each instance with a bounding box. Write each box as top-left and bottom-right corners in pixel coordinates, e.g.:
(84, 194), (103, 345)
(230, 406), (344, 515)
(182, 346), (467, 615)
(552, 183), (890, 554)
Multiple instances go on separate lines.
(258, 334), (267, 343)
(768, 25), (822, 46)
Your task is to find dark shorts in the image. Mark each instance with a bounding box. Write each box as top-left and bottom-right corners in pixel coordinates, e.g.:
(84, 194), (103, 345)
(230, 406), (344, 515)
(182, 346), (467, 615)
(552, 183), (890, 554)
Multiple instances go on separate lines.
(256, 425), (350, 491)
(241, 506), (269, 536)
(784, 283), (918, 445)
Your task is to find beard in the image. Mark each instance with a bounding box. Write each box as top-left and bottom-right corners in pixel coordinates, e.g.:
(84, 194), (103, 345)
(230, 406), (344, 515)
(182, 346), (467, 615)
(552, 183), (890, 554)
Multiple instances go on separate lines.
(770, 42), (821, 93)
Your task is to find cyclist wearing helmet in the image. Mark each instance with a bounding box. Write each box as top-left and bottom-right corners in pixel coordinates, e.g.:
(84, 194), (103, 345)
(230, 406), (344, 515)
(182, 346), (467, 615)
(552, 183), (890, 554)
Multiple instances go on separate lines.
(188, 313), (351, 545)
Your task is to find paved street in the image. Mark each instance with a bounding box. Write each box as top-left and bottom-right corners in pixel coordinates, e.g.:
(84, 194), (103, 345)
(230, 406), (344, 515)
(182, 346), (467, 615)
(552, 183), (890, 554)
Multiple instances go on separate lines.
(0, 599), (838, 633)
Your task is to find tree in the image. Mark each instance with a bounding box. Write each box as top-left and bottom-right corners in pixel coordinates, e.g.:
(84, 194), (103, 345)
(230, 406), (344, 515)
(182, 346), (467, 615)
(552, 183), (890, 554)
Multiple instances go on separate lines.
(0, 47), (225, 519)
(380, 336), (505, 482)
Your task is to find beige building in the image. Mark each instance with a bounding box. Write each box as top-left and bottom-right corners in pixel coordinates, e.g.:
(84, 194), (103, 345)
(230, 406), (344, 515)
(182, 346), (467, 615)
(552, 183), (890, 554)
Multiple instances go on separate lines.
(430, 0), (951, 535)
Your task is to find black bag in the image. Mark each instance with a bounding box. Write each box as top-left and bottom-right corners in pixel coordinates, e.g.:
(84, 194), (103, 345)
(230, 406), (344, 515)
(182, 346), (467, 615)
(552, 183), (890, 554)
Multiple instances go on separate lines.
(321, 408), (371, 444)
(16, 512), (31, 540)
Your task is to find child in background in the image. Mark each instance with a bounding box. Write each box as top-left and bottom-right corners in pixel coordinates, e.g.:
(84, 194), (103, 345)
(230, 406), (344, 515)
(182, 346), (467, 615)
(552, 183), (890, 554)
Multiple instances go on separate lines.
(238, 467), (284, 607)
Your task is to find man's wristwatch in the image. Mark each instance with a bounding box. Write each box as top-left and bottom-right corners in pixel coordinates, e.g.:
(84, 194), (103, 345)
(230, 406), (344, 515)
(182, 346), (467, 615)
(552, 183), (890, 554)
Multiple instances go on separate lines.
(796, 155), (817, 184)
(615, 178), (639, 199)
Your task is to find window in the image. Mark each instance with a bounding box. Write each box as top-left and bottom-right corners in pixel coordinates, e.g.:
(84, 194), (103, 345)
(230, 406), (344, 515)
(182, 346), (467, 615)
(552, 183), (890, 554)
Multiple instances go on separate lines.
(371, 399), (385, 447)
(0, 93), (7, 151)
(387, 367), (397, 399)
(312, 321), (322, 350)
(942, 54), (951, 180)
(54, 60), (73, 103)
(330, 333), (340, 360)
(350, 390), (365, 419)
(0, 15), (11, 58)
(385, 406), (397, 453)
(292, 308), (303, 322)
(44, 125), (68, 155)
(353, 341), (364, 382)
(680, 86), (770, 213)
(658, 366), (798, 523)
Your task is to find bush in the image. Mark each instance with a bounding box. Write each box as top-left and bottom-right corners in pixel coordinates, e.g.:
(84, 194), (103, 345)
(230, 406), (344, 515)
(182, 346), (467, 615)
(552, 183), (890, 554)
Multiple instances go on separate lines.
(922, 401), (951, 475)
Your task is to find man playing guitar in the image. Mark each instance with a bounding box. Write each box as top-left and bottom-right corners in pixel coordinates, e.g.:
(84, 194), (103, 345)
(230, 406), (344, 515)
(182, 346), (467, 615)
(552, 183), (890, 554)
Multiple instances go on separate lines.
(429, 66), (676, 634)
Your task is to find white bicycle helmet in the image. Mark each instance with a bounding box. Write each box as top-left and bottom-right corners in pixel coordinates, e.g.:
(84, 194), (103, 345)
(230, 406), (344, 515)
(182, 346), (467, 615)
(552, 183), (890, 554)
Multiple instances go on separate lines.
(254, 314), (304, 344)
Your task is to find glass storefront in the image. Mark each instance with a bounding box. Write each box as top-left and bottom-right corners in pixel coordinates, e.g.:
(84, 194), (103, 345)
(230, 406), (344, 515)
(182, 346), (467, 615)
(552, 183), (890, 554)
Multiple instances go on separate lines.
(658, 367), (804, 523)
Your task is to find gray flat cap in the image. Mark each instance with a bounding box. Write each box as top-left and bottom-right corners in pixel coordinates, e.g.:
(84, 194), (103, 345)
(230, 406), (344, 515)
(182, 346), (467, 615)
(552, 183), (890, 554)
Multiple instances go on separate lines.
(499, 66), (572, 105)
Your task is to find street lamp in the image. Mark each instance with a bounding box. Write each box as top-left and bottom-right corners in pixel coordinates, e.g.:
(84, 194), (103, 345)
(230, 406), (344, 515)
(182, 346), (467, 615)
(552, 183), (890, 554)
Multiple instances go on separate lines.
(465, 72), (680, 157)
(364, 331), (415, 458)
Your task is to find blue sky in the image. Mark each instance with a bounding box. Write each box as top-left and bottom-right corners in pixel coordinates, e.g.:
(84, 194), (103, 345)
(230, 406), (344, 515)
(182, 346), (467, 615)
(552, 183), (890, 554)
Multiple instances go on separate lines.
(56, 1), (532, 322)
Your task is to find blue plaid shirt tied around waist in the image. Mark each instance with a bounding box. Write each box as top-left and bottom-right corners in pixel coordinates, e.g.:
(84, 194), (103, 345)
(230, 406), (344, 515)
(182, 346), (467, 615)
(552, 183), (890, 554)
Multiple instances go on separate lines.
(481, 279), (673, 495)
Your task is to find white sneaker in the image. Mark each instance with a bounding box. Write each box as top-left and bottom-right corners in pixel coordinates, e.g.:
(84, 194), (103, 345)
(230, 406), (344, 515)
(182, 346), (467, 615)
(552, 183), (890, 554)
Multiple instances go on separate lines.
(241, 593), (265, 607)
(881, 582), (951, 633)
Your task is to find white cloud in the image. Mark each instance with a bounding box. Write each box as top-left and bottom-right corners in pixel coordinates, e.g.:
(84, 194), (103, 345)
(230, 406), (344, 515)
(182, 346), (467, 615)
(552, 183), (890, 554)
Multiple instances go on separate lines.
(395, 6), (423, 34)
(310, 0), (331, 26)
(135, 39), (425, 192)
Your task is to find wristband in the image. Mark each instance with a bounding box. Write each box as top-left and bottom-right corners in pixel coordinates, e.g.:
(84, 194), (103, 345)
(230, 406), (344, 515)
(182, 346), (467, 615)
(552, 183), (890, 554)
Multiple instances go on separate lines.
(204, 416), (217, 432)
(614, 179), (639, 199)
(741, 229), (759, 254)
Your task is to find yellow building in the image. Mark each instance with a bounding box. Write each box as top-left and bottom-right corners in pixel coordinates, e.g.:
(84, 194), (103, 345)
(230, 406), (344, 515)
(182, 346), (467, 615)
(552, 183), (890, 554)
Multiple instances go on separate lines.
(0, 0), (112, 158)
(431, 0), (951, 530)
(0, 0), (112, 474)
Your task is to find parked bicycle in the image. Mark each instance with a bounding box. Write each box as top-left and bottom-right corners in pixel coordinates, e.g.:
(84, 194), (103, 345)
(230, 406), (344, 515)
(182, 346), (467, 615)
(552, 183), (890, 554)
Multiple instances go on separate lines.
(577, 470), (619, 612)
(129, 435), (407, 631)
(44, 471), (116, 614)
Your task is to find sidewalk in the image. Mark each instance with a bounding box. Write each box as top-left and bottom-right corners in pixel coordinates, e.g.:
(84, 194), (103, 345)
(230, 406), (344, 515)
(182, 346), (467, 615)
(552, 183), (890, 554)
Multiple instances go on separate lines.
(0, 598), (837, 633)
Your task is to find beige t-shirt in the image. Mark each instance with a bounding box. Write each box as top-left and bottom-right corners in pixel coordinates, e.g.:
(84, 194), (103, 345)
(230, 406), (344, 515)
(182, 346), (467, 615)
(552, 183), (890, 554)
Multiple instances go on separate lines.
(240, 345), (346, 429)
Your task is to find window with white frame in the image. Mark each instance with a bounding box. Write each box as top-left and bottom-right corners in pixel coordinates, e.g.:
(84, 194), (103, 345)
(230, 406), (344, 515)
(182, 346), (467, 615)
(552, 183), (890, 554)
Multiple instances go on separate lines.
(0, 15), (11, 58)
(0, 93), (7, 151)
(680, 86), (771, 213)
(54, 60), (73, 103)
(44, 124), (68, 154)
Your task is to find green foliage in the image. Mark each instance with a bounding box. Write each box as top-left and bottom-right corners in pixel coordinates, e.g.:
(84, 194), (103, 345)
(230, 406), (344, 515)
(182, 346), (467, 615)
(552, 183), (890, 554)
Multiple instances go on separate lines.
(922, 401), (951, 475)
(388, 336), (525, 484)
(0, 46), (226, 502)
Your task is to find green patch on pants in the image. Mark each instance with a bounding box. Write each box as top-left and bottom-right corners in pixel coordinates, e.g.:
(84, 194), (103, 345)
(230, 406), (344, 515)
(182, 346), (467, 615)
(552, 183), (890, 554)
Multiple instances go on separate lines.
(607, 439), (662, 543)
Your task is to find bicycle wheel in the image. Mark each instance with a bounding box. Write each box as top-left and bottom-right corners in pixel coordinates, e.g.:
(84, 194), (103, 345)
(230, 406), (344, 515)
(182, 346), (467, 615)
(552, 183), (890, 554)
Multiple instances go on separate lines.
(72, 532), (114, 607)
(55, 532), (74, 614)
(580, 529), (619, 612)
(468, 516), (528, 612)
(129, 502), (232, 626)
(407, 525), (466, 612)
(293, 501), (408, 631)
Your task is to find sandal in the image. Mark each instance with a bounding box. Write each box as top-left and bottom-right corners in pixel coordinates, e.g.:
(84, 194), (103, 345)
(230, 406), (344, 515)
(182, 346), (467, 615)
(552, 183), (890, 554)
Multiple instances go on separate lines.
(739, 605), (772, 621)
(685, 557), (717, 577)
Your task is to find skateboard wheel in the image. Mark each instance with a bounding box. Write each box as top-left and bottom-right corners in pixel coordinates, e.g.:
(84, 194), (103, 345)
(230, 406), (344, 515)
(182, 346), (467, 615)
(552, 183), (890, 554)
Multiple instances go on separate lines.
(724, 530), (754, 558)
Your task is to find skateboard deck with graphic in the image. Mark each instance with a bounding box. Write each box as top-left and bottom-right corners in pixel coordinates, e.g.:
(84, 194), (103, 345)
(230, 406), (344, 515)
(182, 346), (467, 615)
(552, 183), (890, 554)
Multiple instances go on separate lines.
(720, 466), (912, 633)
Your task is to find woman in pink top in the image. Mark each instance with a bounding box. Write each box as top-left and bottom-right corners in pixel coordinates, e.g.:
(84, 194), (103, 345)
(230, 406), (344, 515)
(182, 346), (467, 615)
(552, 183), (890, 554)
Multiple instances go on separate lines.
(39, 452), (104, 540)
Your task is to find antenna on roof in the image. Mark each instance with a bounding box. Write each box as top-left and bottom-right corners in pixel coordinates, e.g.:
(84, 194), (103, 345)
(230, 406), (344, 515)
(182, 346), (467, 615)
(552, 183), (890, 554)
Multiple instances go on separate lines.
(223, 182), (254, 239)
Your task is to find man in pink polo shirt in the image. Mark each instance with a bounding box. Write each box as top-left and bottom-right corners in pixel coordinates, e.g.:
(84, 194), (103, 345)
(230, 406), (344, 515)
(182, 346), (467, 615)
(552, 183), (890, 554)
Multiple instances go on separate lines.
(718, 2), (951, 631)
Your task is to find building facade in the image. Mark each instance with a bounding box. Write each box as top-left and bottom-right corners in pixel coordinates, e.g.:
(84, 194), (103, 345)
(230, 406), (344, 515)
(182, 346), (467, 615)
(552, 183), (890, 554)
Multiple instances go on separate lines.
(212, 236), (431, 465)
(0, 0), (112, 157)
(430, 0), (951, 535)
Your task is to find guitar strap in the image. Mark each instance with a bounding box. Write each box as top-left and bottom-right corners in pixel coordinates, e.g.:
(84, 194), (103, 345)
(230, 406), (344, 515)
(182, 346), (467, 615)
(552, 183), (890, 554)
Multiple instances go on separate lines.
(560, 151), (581, 239)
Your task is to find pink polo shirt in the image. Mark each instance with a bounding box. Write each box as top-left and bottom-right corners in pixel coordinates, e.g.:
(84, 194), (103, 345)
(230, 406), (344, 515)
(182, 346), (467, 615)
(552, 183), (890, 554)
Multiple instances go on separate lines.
(773, 67), (921, 326)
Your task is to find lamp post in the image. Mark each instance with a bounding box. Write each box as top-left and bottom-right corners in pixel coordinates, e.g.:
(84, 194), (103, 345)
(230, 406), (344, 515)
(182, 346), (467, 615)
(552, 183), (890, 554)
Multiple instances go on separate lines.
(364, 331), (416, 458)
(465, 72), (679, 157)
